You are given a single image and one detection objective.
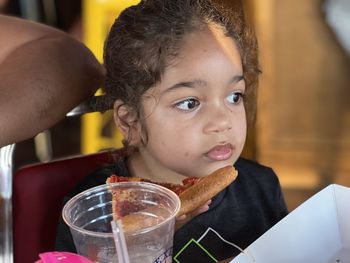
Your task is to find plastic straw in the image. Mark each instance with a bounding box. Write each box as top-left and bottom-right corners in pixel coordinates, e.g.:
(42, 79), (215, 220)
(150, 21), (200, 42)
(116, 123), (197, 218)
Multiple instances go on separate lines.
(111, 220), (130, 263)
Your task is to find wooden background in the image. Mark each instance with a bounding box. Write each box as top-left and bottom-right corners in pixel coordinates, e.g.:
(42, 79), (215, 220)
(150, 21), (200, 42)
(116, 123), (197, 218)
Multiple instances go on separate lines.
(244, 0), (350, 211)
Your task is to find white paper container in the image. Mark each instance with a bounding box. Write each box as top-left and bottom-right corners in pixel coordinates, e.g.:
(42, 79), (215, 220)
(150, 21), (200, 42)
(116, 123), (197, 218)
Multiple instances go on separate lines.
(231, 184), (350, 263)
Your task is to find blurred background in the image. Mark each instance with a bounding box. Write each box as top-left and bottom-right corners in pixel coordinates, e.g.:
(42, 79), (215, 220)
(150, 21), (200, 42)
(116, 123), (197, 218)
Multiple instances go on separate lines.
(1, 0), (349, 212)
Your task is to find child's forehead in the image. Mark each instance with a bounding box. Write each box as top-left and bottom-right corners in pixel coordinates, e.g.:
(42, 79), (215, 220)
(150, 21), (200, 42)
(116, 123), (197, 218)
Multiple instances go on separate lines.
(177, 24), (237, 55)
(167, 26), (240, 70)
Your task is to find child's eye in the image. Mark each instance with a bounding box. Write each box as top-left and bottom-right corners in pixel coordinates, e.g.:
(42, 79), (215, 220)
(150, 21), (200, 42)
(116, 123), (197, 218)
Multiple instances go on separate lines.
(175, 98), (199, 111)
(227, 92), (244, 104)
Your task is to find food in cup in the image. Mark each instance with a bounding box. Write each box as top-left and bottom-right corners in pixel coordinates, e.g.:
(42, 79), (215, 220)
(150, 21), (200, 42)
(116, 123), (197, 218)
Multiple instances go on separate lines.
(63, 182), (180, 263)
(106, 165), (237, 230)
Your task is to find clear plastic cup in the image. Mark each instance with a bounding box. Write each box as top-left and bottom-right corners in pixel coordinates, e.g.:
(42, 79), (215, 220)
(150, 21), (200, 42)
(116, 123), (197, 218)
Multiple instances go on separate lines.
(62, 182), (180, 263)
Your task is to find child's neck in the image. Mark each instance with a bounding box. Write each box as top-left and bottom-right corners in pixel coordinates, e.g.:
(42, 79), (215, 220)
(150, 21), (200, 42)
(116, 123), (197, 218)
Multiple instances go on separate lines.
(127, 150), (187, 184)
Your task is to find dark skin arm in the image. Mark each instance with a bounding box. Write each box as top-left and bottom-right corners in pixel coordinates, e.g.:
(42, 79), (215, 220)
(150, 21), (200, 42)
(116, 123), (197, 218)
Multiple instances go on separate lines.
(0, 15), (105, 147)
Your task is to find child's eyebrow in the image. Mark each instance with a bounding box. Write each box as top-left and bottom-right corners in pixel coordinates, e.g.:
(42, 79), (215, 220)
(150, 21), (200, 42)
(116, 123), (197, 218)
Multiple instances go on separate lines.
(164, 75), (244, 94)
(165, 79), (207, 93)
(231, 75), (245, 83)
(230, 75), (245, 84)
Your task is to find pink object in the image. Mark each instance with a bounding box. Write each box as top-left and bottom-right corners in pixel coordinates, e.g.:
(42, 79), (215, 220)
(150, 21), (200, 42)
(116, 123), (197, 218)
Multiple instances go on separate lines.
(35, 252), (93, 263)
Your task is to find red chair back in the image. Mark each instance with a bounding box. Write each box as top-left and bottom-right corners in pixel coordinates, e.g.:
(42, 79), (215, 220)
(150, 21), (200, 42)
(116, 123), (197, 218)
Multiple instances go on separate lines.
(13, 148), (126, 263)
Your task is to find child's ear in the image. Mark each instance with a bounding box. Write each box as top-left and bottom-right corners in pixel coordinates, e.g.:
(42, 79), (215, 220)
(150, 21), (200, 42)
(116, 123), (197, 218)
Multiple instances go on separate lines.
(113, 100), (141, 146)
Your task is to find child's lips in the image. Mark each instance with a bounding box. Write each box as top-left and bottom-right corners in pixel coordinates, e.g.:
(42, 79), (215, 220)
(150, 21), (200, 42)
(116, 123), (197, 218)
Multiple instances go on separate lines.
(206, 144), (233, 161)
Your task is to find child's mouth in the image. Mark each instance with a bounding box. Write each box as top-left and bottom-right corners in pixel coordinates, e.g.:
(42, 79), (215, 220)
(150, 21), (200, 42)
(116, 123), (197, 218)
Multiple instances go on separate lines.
(206, 144), (233, 161)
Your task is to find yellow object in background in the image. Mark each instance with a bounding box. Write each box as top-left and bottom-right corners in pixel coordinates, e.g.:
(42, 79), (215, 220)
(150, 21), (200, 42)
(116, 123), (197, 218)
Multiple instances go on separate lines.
(81, 0), (140, 154)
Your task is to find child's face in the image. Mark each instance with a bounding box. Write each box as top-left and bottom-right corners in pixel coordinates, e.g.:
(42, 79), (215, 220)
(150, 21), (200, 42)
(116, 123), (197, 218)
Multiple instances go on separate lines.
(139, 24), (246, 177)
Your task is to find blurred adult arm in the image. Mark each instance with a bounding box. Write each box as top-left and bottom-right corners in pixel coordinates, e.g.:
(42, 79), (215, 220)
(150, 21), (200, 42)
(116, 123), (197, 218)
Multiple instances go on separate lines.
(0, 15), (105, 147)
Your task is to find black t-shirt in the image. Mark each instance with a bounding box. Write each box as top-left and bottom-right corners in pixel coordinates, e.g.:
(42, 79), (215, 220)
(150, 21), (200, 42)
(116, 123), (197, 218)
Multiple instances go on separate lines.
(55, 157), (288, 262)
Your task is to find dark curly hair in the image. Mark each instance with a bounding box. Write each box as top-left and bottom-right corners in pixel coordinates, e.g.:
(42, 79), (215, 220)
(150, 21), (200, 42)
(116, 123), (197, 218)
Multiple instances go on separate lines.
(103, 0), (260, 125)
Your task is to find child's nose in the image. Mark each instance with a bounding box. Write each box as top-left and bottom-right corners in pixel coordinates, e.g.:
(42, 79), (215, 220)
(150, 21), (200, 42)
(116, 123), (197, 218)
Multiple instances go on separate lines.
(203, 106), (233, 134)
